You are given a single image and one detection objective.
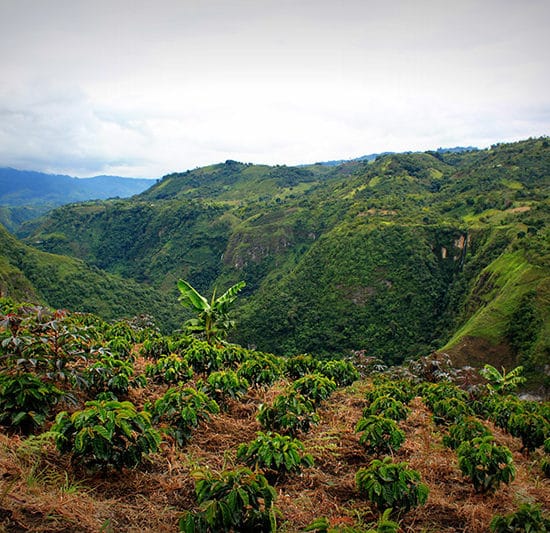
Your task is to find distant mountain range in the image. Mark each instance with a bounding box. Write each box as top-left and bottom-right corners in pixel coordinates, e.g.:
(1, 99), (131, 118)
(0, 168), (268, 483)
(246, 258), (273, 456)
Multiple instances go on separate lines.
(0, 167), (155, 230)
(0, 167), (154, 206)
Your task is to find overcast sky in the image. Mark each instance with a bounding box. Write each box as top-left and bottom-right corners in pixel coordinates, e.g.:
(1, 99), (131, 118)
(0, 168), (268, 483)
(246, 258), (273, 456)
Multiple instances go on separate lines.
(1, 0), (549, 178)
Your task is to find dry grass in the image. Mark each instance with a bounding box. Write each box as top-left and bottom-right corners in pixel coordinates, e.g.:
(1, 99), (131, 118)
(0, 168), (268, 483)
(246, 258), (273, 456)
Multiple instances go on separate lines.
(0, 375), (548, 532)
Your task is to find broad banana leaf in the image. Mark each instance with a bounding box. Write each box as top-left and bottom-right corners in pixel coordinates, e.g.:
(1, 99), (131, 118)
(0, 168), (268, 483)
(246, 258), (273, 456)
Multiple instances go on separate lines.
(214, 281), (246, 313)
(177, 280), (210, 312)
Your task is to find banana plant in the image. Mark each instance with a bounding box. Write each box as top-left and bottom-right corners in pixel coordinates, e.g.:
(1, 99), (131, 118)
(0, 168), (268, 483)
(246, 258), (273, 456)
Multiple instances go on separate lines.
(177, 279), (245, 344)
(479, 364), (526, 395)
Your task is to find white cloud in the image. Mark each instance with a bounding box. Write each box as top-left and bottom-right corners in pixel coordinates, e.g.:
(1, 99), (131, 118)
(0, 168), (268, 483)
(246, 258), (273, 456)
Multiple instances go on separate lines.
(0, 0), (548, 177)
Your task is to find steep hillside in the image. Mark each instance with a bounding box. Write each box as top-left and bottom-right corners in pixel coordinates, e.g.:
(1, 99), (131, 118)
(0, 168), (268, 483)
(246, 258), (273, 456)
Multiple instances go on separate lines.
(0, 224), (184, 330)
(17, 138), (550, 377)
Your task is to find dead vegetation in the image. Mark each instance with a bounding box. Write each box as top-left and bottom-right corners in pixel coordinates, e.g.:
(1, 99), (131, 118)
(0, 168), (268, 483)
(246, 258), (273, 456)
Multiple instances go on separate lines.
(0, 368), (548, 532)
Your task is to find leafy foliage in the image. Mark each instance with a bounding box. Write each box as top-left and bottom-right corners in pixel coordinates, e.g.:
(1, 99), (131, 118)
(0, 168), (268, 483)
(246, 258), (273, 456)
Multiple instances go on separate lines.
(490, 503), (550, 533)
(177, 279), (245, 344)
(355, 415), (406, 455)
(150, 387), (219, 446)
(201, 369), (249, 405)
(364, 395), (410, 422)
(284, 354), (319, 379)
(289, 373), (337, 406)
(236, 431), (313, 477)
(257, 392), (319, 437)
(507, 411), (550, 452)
(237, 353), (283, 387)
(179, 467), (277, 532)
(479, 364), (526, 395)
(145, 353), (193, 384)
(355, 457), (429, 513)
(52, 399), (161, 470)
(431, 397), (473, 426)
(456, 436), (516, 493)
(0, 372), (62, 433)
(442, 417), (492, 450)
(317, 359), (360, 387)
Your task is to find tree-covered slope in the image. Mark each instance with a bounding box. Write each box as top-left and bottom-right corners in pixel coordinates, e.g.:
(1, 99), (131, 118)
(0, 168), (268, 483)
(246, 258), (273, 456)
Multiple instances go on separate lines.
(0, 223), (184, 330)
(17, 138), (550, 374)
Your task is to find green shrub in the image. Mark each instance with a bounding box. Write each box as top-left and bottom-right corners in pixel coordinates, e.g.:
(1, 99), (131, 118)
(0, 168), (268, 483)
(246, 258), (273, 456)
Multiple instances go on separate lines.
(202, 370), (249, 405)
(140, 335), (170, 359)
(237, 353), (283, 387)
(81, 355), (137, 395)
(365, 395), (410, 422)
(150, 387), (219, 446)
(488, 395), (525, 430)
(284, 354), (319, 379)
(355, 457), (429, 513)
(420, 382), (468, 410)
(442, 417), (492, 450)
(257, 392), (319, 437)
(290, 373), (337, 406)
(179, 466), (277, 532)
(218, 344), (250, 369)
(355, 415), (406, 455)
(457, 436), (516, 493)
(145, 353), (194, 384)
(184, 340), (222, 374)
(52, 399), (160, 470)
(317, 359), (359, 387)
(236, 431), (313, 478)
(0, 372), (63, 434)
(431, 397), (473, 426)
(507, 411), (550, 452)
(365, 380), (414, 405)
(490, 503), (550, 532)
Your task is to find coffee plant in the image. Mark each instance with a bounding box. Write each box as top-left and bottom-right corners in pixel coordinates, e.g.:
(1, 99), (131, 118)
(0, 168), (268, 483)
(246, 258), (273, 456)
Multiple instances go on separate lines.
(317, 359), (359, 387)
(81, 354), (139, 395)
(179, 466), (277, 532)
(257, 392), (319, 437)
(237, 431), (313, 478)
(237, 353), (283, 387)
(0, 372), (63, 434)
(355, 415), (406, 455)
(507, 411), (550, 452)
(431, 397), (473, 426)
(366, 379), (415, 405)
(364, 395), (410, 422)
(457, 436), (516, 493)
(284, 354), (319, 379)
(290, 373), (337, 406)
(442, 416), (492, 450)
(355, 457), (429, 513)
(487, 395), (525, 430)
(201, 369), (249, 405)
(184, 340), (222, 374)
(490, 503), (550, 532)
(150, 387), (219, 445)
(145, 353), (194, 384)
(52, 399), (161, 470)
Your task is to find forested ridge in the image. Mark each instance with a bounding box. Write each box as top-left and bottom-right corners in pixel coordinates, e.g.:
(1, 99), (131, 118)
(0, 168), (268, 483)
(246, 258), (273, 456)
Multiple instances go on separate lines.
(2, 137), (549, 377)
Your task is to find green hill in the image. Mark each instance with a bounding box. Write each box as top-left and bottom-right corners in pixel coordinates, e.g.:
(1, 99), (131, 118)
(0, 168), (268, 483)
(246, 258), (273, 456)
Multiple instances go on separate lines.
(11, 138), (550, 379)
(0, 223), (184, 331)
